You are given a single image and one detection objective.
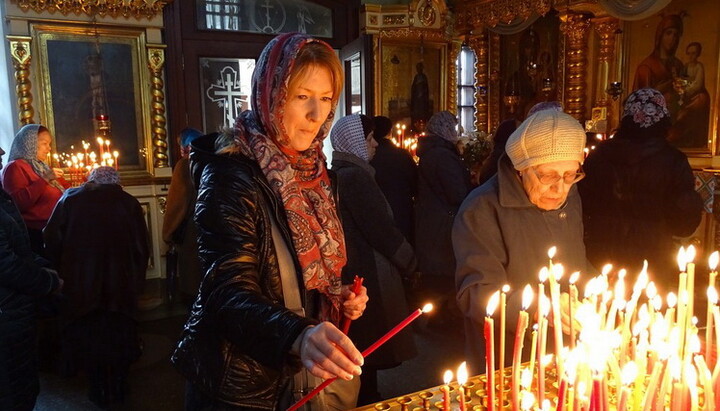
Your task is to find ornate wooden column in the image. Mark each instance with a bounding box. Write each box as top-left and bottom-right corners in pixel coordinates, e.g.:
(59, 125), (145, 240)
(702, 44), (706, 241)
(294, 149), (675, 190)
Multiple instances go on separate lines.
(488, 32), (501, 133)
(592, 17), (620, 126)
(147, 45), (168, 168)
(448, 41), (461, 116)
(469, 30), (488, 133)
(560, 13), (591, 123)
(8, 36), (34, 125)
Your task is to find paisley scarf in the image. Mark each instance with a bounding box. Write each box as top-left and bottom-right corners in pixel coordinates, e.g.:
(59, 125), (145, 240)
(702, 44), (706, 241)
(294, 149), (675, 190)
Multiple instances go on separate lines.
(9, 124), (65, 193)
(227, 33), (346, 324)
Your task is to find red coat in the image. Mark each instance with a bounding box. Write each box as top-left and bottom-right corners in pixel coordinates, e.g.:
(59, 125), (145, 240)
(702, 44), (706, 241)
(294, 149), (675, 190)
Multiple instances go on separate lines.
(1, 159), (64, 230)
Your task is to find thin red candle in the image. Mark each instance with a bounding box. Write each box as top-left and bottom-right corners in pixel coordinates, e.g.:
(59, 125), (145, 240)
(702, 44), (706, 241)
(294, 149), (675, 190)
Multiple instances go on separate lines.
(287, 304), (433, 411)
(589, 378), (601, 411)
(340, 276), (364, 334)
(485, 291), (500, 411)
(556, 378), (567, 411)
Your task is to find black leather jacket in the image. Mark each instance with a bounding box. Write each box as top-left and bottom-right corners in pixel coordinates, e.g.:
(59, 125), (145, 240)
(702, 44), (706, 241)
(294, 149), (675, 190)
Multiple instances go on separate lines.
(171, 135), (317, 410)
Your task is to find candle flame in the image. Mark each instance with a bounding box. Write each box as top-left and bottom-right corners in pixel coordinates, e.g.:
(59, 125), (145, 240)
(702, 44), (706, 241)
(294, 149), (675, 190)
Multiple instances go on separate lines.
(522, 284), (534, 310)
(520, 367), (532, 389)
(685, 365), (697, 388)
(688, 334), (701, 354)
(443, 369), (453, 385)
(601, 264), (613, 276)
(708, 286), (718, 305)
(520, 391), (535, 411)
(669, 356), (681, 381)
(487, 291), (500, 316)
(548, 246), (557, 259)
(541, 354), (553, 367)
(686, 244), (696, 262)
(569, 271), (580, 284)
(677, 247), (687, 272)
(710, 251), (719, 271)
(553, 263), (564, 281)
(614, 275), (625, 303)
(652, 295), (662, 311)
(421, 303), (434, 313)
(540, 294), (550, 317)
(621, 362), (638, 386)
(667, 292), (677, 308)
(456, 361), (468, 385)
(634, 267), (649, 294)
(541, 399), (551, 411)
(96, 137), (104, 145)
(646, 281), (657, 299)
(577, 381), (587, 397)
(538, 267), (548, 283)
(502, 284), (510, 293)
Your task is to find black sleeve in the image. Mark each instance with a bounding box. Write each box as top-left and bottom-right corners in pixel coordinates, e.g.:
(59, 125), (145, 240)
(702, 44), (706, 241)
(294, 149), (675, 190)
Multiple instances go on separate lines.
(0, 214), (58, 296)
(195, 163), (315, 370)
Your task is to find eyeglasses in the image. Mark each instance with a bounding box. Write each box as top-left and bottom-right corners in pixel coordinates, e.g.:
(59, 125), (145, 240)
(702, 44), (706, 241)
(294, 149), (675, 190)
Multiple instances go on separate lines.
(530, 165), (585, 186)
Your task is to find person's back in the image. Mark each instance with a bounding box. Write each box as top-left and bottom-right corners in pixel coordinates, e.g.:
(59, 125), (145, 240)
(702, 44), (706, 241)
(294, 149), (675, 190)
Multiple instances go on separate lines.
(370, 116), (417, 243)
(579, 88), (703, 289)
(43, 167), (148, 407)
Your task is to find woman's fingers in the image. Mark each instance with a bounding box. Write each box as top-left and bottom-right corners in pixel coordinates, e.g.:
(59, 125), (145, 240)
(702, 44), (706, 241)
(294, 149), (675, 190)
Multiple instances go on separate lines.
(300, 322), (364, 380)
(342, 285), (369, 320)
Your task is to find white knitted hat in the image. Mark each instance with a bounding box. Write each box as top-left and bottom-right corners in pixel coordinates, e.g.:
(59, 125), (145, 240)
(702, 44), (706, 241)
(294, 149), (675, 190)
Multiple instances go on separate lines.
(505, 110), (586, 171)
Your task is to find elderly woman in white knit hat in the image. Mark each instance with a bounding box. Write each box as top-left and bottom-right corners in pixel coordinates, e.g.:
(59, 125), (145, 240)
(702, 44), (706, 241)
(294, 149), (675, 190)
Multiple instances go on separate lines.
(452, 109), (590, 373)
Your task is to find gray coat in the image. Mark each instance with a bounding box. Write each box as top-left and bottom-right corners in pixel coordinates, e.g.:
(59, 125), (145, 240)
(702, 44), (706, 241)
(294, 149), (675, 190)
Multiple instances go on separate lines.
(453, 155), (588, 372)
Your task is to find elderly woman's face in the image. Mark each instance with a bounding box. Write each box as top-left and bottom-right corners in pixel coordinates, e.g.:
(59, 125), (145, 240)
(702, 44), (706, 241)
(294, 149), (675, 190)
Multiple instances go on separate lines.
(282, 64), (334, 151)
(520, 160), (582, 211)
(37, 130), (52, 161)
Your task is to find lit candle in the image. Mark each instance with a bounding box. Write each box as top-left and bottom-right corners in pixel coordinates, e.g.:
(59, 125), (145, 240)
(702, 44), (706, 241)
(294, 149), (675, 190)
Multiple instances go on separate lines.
(512, 285), (533, 411)
(693, 355), (714, 411)
(686, 245), (697, 338)
(485, 291), (500, 411)
(569, 271), (580, 349)
(528, 323), (538, 382)
(537, 295), (550, 405)
(287, 304), (433, 411)
(499, 283), (509, 409)
(617, 362), (637, 411)
(442, 370), (452, 411)
(549, 262), (565, 378)
(97, 137), (105, 156)
(707, 252), (719, 367)
(457, 361), (468, 411)
(113, 151), (119, 170)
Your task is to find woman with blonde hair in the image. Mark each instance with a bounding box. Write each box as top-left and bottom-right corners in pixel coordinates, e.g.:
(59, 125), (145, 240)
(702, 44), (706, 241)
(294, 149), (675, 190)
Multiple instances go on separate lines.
(172, 33), (368, 410)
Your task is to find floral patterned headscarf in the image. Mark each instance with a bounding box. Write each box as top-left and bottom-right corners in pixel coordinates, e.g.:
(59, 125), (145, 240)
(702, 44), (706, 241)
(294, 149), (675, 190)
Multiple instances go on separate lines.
(228, 33), (346, 324)
(87, 166), (120, 185)
(623, 88), (670, 129)
(9, 124), (65, 192)
(427, 111), (459, 143)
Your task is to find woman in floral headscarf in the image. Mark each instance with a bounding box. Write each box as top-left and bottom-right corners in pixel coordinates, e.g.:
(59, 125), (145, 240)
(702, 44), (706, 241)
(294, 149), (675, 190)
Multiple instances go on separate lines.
(579, 88), (703, 290)
(2, 124), (67, 253)
(171, 33), (368, 411)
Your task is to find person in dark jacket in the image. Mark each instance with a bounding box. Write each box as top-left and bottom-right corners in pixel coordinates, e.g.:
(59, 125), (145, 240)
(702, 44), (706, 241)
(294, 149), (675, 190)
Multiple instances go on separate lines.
(476, 118), (517, 187)
(330, 114), (418, 405)
(43, 166), (149, 408)
(454, 109), (588, 373)
(579, 88), (703, 290)
(162, 127), (204, 302)
(369, 115), (417, 244)
(0, 146), (62, 411)
(415, 111), (471, 330)
(171, 33), (368, 411)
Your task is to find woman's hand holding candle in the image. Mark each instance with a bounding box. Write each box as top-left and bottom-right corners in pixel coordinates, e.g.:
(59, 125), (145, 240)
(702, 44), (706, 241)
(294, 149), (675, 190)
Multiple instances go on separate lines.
(297, 323), (364, 380)
(341, 280), (367, 321)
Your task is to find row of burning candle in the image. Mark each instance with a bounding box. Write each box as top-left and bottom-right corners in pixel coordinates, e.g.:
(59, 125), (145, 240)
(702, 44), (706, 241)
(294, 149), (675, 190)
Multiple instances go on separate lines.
(51, 138), (120, 176)
(468, 245), (720, 411)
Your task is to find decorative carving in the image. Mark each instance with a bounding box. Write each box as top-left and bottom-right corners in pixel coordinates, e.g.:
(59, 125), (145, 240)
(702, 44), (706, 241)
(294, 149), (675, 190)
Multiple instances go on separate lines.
(456, 0), (569, 29)
(448, 42), (460, 116)
(469, 32), (489, 133)
(8, 36), (34, 125)
(11, 0), (174, 19)
(418, 1), (437, 27)
(378, 27), (450, 42)
(383, 15), (406, 26)
(370, 15), (378, 25)
(489, 32), (501, 132)
(147, 46), (168, 168)
(560, 13), (591, 123)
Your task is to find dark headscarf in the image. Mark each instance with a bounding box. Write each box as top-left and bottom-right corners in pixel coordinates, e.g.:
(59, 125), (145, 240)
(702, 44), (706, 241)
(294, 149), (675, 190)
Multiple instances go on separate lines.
(224, 33), (346, 323)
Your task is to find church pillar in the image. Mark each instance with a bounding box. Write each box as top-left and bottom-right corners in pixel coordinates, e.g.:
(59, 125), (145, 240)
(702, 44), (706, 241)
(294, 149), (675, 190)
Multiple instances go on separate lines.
(591, 16), (620, 130)
(8, 36), (34, 125)
(147, 45), (168, 168)
(560, 13), (591, 123)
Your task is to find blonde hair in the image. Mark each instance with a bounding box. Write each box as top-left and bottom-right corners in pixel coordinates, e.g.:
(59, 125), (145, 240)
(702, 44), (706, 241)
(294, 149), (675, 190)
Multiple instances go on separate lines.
(287, 42), (344, 107)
